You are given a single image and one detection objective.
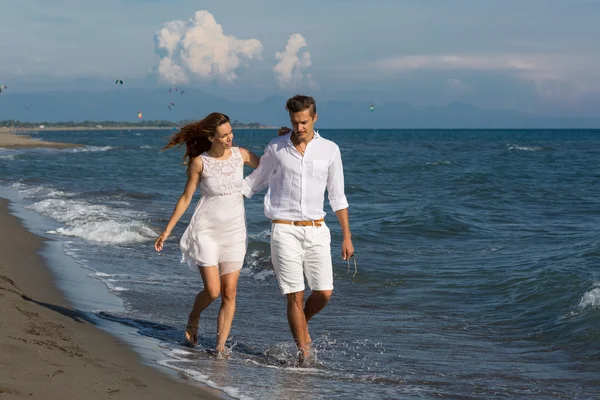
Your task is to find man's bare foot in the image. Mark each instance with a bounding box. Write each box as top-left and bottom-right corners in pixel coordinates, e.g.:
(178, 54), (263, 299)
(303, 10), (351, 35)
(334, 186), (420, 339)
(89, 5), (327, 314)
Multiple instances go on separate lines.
(215, 347), (231, 359)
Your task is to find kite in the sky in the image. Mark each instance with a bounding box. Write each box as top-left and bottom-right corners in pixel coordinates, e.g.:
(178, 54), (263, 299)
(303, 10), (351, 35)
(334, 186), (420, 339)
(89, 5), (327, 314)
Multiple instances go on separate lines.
(169, 87), (179, 93)
(168, 102), (175, 111)
(0, 85), (7, 93)
(180, 90), (185, 96)
(137, 111), (143, 120)
(370, 105), (374, 112)
(115, 80), (124, 85)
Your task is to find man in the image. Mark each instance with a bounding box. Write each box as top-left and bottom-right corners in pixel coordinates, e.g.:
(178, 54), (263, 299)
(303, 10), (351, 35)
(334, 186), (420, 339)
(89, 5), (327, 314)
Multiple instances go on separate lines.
(242, 94), (354, 361)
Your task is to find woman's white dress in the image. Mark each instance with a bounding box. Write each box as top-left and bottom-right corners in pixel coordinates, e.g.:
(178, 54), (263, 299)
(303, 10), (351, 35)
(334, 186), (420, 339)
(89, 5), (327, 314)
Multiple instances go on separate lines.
(180, 147), (246, 275)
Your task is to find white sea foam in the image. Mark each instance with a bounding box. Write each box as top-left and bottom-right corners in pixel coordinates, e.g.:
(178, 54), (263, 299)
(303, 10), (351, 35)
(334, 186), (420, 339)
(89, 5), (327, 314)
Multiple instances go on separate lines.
(253, 269), (275, 281)
(12, 183), (72, 199)
(241, 250), (275, 281)
(157, 358), (252, 400)
(49, 220), (156, 244)
(507, 144), (544, 151)
(108, 284), (129, 292)
(248, 229), (270, 241)
(579, 282), (600, 310)
(425, 160), (452, 166)
(18, 185), (156, 245)
(0, 150), (16, 160)
(170, 348), (193, 356)
(90, 272), (112, 278)
(70, 145), (113, 153)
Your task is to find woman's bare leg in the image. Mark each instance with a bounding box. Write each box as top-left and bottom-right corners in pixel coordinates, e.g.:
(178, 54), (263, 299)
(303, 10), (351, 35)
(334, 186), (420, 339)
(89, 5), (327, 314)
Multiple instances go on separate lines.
(186, 265), (220, 344)
(215, 269), (241, 353)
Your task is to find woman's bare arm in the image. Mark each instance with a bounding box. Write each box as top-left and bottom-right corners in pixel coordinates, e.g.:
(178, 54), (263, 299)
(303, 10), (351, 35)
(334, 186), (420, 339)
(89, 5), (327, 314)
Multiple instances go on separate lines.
(154, 157), (203, 252)
(239, 147), (260, 169)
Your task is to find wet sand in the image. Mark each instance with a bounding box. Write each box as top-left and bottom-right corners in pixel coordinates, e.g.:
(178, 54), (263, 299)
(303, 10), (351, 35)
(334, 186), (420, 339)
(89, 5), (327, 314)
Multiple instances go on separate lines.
(0, 128), (83, 149)
(0, 198), (221, 399)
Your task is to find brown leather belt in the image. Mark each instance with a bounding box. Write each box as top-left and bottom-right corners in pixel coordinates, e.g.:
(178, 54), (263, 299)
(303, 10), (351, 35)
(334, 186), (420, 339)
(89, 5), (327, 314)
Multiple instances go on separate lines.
(272, 218), (324, 227)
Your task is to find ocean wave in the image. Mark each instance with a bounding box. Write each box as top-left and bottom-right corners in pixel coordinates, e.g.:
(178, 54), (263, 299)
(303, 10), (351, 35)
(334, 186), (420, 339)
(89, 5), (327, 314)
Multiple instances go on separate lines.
(0, 149), (17, 160)
(105, 280), (129, 292)
(507, 144), (545, 152)
(88, 271), (193, 291)
(90, 272), (112, 278)
(83, 188), (160, 200)
(157, 357), (250, 400)
(12, 182), (73, 199)
(425, 160), (453, 166)
(49, 220), (156, 244)
(579, 283), (600, 310)
(247, 229), (270, 243)
(25, 195), (156, 245)
(69, 145), (113, 153)
(377, 207), (475, 238)
(242, 249), (275, 281)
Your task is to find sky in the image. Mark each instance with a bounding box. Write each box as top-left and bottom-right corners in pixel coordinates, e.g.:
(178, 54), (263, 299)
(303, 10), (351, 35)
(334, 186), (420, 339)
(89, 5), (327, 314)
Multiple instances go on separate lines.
(2, 0), (600, 115)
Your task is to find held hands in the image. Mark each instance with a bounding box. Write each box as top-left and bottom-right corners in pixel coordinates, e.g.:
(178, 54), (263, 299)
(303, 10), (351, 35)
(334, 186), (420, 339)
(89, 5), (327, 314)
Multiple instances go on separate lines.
(278, 126), (291, 136)
(154, 230), (170, 252)
(341, 237), (354, 261)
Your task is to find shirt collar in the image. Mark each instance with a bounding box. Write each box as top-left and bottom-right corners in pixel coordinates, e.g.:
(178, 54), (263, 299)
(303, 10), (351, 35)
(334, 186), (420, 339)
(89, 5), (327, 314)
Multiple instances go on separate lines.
(286, 130), (320, 147)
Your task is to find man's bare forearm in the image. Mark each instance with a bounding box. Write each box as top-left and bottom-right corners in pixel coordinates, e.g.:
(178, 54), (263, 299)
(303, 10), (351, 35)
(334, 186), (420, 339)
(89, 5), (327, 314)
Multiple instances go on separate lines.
(335, 208), (351, 240)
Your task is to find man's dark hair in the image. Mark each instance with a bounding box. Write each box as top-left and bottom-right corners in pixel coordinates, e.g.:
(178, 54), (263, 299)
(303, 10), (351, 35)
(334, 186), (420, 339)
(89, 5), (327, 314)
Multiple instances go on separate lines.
(285, 95), (317, 117)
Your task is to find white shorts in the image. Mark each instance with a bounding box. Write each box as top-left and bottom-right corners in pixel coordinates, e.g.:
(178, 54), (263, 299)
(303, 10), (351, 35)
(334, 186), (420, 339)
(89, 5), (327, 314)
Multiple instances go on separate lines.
(270, 222), (334, 295)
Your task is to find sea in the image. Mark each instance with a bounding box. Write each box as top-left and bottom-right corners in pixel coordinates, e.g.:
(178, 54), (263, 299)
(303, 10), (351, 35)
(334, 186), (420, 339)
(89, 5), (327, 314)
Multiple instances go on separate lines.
(1, 129), (600, 400)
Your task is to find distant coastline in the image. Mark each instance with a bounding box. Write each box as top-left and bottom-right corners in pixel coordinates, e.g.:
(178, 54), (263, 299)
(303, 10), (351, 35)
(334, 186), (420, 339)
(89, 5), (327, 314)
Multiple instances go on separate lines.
(0, 119), (277, 132)
(0, 119), (276, 149)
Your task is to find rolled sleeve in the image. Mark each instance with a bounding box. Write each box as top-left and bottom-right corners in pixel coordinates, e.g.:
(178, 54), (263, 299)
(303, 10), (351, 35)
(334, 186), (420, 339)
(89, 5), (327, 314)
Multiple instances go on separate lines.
(242, 145), (275, 198)
(327, 146), (349, 212)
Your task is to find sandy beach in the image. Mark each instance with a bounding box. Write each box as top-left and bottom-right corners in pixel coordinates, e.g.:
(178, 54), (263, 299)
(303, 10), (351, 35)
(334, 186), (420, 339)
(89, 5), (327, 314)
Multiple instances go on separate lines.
(0, 198), (221, 400)
(0, 128), (83, 149)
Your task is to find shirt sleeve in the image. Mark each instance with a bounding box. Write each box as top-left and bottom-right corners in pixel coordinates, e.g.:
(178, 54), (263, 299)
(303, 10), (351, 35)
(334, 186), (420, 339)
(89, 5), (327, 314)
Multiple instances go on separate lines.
(242, 144), (275, 198)
(327, 146), (349, 212)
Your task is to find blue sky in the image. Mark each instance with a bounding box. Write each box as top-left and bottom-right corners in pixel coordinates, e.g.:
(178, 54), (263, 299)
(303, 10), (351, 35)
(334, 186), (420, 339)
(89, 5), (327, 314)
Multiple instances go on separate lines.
(2, 0), (600, 114)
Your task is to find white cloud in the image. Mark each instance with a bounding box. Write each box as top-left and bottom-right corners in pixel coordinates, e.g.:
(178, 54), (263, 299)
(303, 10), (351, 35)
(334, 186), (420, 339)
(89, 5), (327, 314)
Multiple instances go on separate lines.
(367, 53), (600, 101)
(154, 10), (263, 84)
(273, 33), (317, 89)
(157, 57), (189, 85)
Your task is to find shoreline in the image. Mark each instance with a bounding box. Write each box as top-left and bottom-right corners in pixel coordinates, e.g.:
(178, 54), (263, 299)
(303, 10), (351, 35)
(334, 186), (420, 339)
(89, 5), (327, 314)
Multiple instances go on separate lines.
(0, 126), (275, 149)
(0, 198), (221, 399)
(1, 126), (277, 132)
(0, 128), (83, 149)
(4, 127), (172, 132)
(0, 125), (276, 149)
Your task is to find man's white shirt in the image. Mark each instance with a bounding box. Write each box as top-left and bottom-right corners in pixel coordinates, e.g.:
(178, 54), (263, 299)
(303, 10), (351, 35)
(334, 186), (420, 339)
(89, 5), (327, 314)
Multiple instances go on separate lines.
(242, 131), (349, 220)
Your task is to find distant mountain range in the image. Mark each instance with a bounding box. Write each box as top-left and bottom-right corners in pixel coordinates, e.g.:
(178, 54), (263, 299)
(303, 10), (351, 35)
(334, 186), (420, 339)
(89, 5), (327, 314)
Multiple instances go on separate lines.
(0, 89), (598, 128)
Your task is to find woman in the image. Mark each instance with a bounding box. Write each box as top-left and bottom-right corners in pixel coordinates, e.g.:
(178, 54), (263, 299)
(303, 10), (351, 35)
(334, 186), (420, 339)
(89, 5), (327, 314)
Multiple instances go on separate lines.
(154, 112), (260, 354)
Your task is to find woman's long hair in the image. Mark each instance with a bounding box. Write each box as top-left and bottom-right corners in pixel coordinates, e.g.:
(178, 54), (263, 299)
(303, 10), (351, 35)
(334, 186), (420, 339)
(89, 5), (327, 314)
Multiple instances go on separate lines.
(162, 112), (230, 174)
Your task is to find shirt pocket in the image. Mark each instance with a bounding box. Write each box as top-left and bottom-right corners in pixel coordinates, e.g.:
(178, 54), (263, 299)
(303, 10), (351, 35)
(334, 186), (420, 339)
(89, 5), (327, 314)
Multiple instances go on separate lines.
(311, 160), (329, 180)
